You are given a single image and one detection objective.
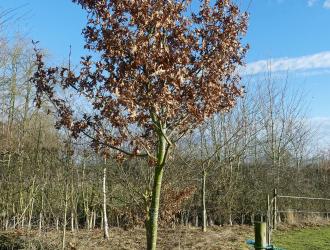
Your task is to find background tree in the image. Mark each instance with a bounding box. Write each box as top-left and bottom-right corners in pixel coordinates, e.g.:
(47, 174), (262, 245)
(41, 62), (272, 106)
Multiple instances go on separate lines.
(32, 0), (248, 249)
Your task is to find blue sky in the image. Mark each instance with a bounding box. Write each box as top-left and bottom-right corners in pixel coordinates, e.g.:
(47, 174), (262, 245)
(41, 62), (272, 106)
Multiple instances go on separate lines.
(1, 0), (330, 143)
(245, 0), (330, 147)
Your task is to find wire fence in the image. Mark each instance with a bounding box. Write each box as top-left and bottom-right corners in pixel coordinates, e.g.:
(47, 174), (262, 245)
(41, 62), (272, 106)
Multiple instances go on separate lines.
(278, 210), (330, 214)
(277, 195), (330, 202)
(265, 189), (330, 246)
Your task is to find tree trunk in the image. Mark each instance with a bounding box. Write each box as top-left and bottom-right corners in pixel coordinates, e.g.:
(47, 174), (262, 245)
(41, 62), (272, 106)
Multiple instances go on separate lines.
(38, 212), (42, 235)
(195, 214), (198, 227)
(21, 215), (25, 229)
(103, 167), (109, 239)
(208, 217), (214, 227)
(101, 211), (104, 230)
(147, 165), (164, 250)
(71, 212), (74, 233)
(5, 216), (8, 231)
(62, 185), (68, 250)
(56, 217), (59, 231)
(88, 211), (93, 230)
(12, 203), (16, 229)
(13, 215), (16, 229)
(229, 213), (233, 226)
(184, 211), (189, 226)
(39, 187), (44, 235)
(146, 131), (167, 250)
(202, 169), (207, 232)
(91, 210), (96, 229)
(28, 198), (34, 231)
(180, 211), (184, 225)
(75, 214), (79, 231)
(116, 215), (120, 228)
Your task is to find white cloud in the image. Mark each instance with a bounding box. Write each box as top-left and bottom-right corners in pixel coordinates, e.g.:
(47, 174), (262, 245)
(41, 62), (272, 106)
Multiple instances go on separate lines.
(308, 0), (317, 7)
(244, 51), (330, 75)
(324, 0), (330, 8)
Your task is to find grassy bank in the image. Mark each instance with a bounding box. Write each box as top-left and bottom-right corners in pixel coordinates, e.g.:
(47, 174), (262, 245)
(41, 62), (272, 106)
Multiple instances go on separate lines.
(273, 225), (330, 250)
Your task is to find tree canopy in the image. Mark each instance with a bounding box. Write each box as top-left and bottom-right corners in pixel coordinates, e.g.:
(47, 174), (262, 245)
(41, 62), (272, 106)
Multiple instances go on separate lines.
(33, 0), (248, 160)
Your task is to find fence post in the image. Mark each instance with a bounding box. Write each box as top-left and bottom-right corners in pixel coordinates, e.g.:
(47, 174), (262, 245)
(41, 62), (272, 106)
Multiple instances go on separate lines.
(273, 188), (277, 230)
(255, 222), (267, 249)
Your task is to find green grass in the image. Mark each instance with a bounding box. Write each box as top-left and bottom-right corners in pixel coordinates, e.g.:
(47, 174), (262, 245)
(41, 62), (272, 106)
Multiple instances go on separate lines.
(273, 226), (330, 250)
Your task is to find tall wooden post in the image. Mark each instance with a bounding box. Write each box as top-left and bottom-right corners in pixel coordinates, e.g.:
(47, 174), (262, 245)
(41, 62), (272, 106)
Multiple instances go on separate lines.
(255, 222), (267, 249)
(273, 188), (277, 230)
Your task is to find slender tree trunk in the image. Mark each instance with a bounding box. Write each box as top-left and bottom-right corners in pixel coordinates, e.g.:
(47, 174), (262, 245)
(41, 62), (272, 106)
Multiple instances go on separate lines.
(87, 212), (91, 230)
(147, 166), (164, 250)
(4, 203), (9, 231)
(195, 214), (198, 227)
(101, 211), (104, 230)
(251, 213), (254, 225)
(82, 163), (90, 230)
(71, 178), (75, 233)
(229, 213), (233, 226)
(75, 213), (79, 231)
(116, 215), (120, 228)
(185, 211), (189, 226)
(208, 217), (213, 227)
(71, 212), (74, 233)
(28, 198), (34, 231)
(103, 166), (109, 239)
(146, 131), (167, 250)
(13, 215), (16, 229)
(8, 57), (17, 131)
(39, 188), (44, 235)
(12, 203), (16, 229)
(5, 216), (8, 231)
(90, 210), (94, 229)
(62, 185), (68, 250)
(56, 217), (59, 231)
(92, 211), (96, 229)
(21, 215), (25, 229)
(202, 169), (207, 232)
(38, 210), (42, 233)
(27, 178), (35, 231)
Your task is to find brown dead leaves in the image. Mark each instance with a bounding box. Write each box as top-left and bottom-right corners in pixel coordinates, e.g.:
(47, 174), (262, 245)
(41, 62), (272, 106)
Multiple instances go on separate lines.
(32, 0), (248, 158)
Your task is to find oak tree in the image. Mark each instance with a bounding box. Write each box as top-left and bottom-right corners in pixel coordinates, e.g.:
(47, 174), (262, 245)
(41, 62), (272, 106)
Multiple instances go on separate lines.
(32, 0), (248, 249)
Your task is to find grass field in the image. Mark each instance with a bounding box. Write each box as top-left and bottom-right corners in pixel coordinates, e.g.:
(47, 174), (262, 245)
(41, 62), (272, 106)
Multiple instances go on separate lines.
(1, 224), (330, 249)
(273, 225), (330, 250)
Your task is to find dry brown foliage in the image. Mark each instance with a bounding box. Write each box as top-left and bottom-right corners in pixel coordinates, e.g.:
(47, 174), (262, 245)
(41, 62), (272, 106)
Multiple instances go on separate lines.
(32, 0), (248, 160)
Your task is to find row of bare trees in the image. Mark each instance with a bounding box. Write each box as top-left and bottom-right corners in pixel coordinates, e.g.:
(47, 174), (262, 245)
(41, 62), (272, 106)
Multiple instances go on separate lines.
(1, 37), (328, 237)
